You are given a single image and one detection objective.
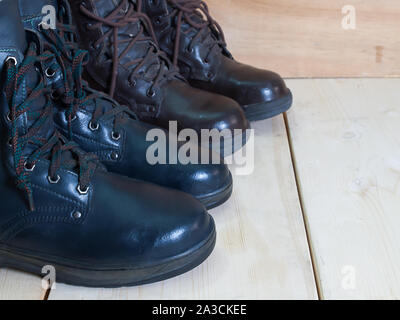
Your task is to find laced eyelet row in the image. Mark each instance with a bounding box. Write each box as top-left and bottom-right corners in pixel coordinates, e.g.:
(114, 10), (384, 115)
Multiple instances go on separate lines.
(4, 42), (99, 211)
(47, 175), (90, 197)
(22, 161), (89, 195)
(88, 121), (121, 141)
(47, 176), (91, 196)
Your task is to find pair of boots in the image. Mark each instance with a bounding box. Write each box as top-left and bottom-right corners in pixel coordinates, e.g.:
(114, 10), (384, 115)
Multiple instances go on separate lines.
(0, 0), (292, 287)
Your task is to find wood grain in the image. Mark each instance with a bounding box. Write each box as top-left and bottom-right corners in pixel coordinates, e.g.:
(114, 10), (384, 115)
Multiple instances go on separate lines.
(5, 78), (400, 299)
(286, 78), (400, 299)
(48, 117), (317, 300)
(207, 0), (400, 78)
(0, 269), (47, 300)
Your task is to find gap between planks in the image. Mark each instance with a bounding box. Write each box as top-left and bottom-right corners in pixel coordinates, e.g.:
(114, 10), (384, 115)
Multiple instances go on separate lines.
(283, 112), (323, 300)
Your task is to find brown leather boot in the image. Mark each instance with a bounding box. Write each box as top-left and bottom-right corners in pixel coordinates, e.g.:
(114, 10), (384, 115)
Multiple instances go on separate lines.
(67, 0), (250, 156)
(141, 0), (293, 121)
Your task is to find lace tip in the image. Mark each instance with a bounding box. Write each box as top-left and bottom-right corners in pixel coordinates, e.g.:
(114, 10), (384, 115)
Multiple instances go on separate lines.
(28, 194), (35, 212)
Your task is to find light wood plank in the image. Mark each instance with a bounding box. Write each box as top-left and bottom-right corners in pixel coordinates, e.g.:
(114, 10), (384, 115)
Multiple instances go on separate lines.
(286, 78), (400, 299)
(0, 269), (47, 300)
(207, 0), (400, 78)
(49, 117), (317, 300)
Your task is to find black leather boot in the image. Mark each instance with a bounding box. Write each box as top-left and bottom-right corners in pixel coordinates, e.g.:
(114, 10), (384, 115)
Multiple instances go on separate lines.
(142, 0), (293, 121)
(0, 0), (216, 287)
(19, 0), (233, 209)
(65, 0), (250, 155)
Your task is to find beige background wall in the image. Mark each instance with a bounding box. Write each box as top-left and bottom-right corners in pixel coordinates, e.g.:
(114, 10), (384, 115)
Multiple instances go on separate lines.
(207, 0), (400, 78)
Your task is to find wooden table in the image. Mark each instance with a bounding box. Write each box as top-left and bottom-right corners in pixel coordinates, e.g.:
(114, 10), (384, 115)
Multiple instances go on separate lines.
(1, 78), (400, 300)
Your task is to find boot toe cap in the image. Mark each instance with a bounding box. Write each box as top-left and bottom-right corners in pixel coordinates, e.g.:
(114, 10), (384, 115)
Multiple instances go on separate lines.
(207, 94), (250, 132)
(189, 162), (232, 195)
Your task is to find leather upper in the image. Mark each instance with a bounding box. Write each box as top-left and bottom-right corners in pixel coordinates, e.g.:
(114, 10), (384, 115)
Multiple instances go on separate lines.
(53, 107), (232, 197)
(142, 0), (290, 107)
(67, 0), (249, 134)
(190, 55), (291, 107)
(18, 0), (233, 199)
(3, 168), (214, 268)
(1, 0), (215, 269)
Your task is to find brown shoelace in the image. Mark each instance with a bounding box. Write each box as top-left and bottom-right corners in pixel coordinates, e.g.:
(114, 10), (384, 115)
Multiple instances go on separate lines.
(80, 0), (180, 97)
(41, 21), (135, 140)
(167, 0), (227, 66)
(4, 43), (99, 211)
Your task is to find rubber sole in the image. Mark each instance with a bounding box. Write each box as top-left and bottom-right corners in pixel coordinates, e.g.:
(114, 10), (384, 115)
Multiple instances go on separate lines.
(0, 224), (216, 288)
(197, 172), (233, 210)
(243, 90), (293, 122)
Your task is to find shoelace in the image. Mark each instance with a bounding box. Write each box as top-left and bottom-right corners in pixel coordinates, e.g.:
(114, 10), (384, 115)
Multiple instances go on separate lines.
(4, 43), (99, 211)
(40, 19), (137, 140)
(167, 0), (227, 66)
(80, 0), (181, 98)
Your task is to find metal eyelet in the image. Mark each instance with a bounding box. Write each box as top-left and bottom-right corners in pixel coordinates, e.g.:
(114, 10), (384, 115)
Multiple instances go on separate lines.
(110, 151), (120, 160)
(24, 161), (36, 172)
(6, 112), (11, 122)
(111, 131), (121, 141)
(89, 121), (99, 131)
(154, 17), (162, 25)
(128, 79), (137, 87)
(48, 175), (61, 184)
(72, 211), (82, 219)
(45, 67), (56, 78)
(7, 137), (13, 147)
(147, 89), (156, 98)
(5, 56), (18, 66)
(186, 47), (193, 53)
(77, 185), (89, 195)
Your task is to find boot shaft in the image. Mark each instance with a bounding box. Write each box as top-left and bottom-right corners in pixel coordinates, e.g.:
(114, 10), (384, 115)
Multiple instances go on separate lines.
(141, 0), (231, 81)
(67, 0), (181, 103)
(18, 0), (140, 142)
(0, 0), (53, 160)
(0, 0), (100, 211)
(0, 0), (54, 210)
